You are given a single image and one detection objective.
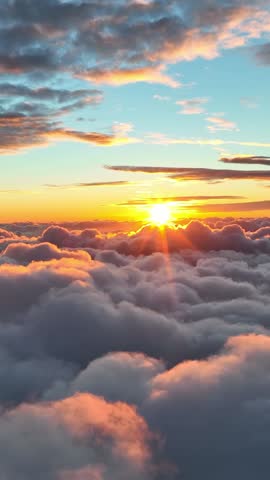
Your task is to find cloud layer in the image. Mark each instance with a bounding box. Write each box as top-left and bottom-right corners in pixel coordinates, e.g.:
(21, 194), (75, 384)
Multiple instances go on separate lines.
(1, 219), (270, 478)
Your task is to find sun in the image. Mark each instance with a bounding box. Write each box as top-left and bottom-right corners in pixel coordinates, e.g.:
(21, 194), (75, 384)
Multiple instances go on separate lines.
(149, 203), (172, 226)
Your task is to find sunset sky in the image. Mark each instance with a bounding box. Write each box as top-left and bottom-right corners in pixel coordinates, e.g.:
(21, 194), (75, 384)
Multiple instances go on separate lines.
(3, 3), (270, 480)
(2, 0), (270, 221)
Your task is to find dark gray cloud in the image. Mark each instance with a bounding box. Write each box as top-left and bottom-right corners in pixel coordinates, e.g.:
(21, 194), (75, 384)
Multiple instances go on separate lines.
(106, 165), (270, 182)
(220, 156), (270, 166)
(0, 84), (101, 103)
(0, 0), (267, 77)
(0, 114), (134, 153)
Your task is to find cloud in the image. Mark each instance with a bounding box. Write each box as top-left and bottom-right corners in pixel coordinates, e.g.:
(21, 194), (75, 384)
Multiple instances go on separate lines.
(2, 241), (91, 265)
(0, 115), (139, 153)
(112, 122), (134, 137)
(35, 220), (270, 257)
(119, 195), (245, 206)
(1, 219), (270, 477)
(255, 42), (270, 64)
(0, 393), (155, 480)
(0, 83), (107, 153)
(45, 181), (131, 190)
(0, 1), (269, 82)
(206, 115), (238, 132)
(0, 1), (270, 154)
(191, 200), (270, 213)
(146, 133), (270, 148)
(153, 95), (170, 102)
(240, 96), (258, 109)
(106, 164), (270, 182)
(145, 334), (270, 480)
(220, 155), (270, 166)
(176, 97), (209, 115)
(0, 83), (102, 105)
(78, 65), (180, 88)
(48, 128), (140, 147)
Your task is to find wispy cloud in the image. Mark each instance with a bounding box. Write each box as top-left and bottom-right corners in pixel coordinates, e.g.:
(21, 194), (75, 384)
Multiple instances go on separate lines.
(118, 195), (245, 206)
(176, 98), (209, 115)
(45, 181), (131, 189)
(240, 97), (259, 109)
(191, 200), (270, 213)
(49, 127), (140, 147)
(78, 65), (180, 88)
(146, 133), (270, 148)
(206, 115), (238, 132)
(106, 165), (270, 183)
(153, 94), (171, 102)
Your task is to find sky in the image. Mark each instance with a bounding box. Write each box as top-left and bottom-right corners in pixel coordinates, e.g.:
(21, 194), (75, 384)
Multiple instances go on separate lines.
(3, 3), (270, 480)
(1, 0), (270, 222)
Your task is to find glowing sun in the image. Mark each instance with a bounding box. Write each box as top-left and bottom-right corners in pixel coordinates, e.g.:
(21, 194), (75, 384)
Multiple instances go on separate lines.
(149, 203), (172, 226)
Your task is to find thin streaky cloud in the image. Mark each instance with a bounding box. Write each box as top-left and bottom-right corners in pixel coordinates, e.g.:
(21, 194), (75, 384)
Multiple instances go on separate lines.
(106, 165), (270, 183)
(118, 195), (245, 206)
(240, 97), (259, 109)
(153, 95), (171, 101)
(220, 156), (270, 166)
(206, 115), (238, 132)
(191, 200), (270, 213)
(44, 181), (131, 189)
(147, 133), (270, 148)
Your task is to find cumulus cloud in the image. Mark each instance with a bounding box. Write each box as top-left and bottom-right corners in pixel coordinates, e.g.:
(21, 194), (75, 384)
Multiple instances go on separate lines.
(1, 220), (270, 477)
(0, 393), (156, 480)
(145, 334), (270, 480)
(2, 242), (91, 264)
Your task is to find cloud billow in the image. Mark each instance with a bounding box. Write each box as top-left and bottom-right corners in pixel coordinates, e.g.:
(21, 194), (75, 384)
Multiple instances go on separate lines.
(0, 220), (270, 477)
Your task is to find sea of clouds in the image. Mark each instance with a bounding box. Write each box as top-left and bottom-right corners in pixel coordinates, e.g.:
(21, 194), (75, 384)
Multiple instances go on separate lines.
(1, 218), (270, 479)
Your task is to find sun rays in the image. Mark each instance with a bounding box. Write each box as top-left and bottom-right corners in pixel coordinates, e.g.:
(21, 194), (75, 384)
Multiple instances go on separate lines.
(149, 203), (172, 227)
